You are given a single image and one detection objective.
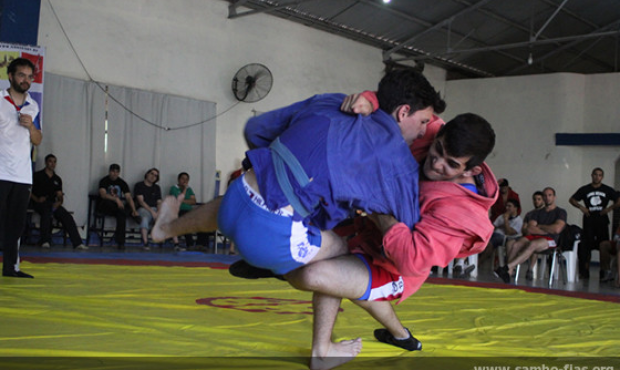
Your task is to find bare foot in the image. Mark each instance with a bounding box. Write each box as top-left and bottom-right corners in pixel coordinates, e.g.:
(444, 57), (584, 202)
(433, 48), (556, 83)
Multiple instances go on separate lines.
(310, 338), (362, 370)
(151, 194), (183, 242)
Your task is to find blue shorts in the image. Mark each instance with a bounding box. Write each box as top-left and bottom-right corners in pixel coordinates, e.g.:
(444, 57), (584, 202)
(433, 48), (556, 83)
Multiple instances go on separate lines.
(217, 174), (322, 275)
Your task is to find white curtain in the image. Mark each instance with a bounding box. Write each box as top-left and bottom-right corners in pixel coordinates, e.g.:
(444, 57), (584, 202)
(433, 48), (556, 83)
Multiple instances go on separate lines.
(39, 73), (217, 227)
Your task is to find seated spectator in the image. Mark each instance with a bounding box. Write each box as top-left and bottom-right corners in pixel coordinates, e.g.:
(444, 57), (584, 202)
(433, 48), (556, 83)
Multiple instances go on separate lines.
(171, 172), (196, 251)
(490, 178), (521, 221)
(495, 187), (567, 283)
(97, 164), (138, 249)
(134, 168), (162, 250)
(30, 154), (87, 250)
(479, 198), (523, 267)
(599, 224), (620, 283)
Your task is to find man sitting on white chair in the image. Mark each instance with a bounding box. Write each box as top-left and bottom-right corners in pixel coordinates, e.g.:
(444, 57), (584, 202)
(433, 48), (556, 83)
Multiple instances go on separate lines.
(495, 187), (567, 283)
(478, 198), (523, 270)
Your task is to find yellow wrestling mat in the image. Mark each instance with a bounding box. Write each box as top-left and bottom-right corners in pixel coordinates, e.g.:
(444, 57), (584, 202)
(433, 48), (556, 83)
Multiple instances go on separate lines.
(1, 261), (619, 369)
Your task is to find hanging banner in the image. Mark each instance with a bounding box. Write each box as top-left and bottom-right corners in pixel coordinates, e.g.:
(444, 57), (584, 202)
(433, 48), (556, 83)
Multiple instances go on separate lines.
(0, 42), (45, 123)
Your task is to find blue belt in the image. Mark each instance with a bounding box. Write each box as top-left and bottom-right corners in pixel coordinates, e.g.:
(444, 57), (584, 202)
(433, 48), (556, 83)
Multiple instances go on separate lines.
(270, 137), (318, 218)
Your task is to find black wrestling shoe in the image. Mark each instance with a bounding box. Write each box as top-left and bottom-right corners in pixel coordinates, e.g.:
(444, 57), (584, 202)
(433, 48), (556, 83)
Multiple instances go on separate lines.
(374, 328), (422, 351)
(3, 270), (34, 278)
(229, 260), (285, 280)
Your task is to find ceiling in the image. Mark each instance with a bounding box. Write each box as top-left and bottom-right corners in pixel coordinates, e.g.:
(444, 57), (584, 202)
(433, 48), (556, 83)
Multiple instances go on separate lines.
(226, 0), (620, 80)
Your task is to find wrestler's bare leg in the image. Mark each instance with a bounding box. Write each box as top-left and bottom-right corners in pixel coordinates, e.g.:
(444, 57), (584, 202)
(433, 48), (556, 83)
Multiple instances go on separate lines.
(151, 195), (221, 242)
(309, 292), (362, 370)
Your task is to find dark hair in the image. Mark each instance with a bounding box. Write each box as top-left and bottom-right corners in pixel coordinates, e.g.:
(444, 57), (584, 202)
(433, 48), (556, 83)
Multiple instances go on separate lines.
(543, 187), (556, 196)
(109, 163), (121, 172)
(8, 57), (35, 75)
(435, 113), (495, 170)
(592, 167), (604, 176)
(533, 191), (544, 198)
(145, 167), (160, 183)
(178, 172), (190, 180)
(45, 153), (56, 162)
(376, 69), (446, 116)
(506, 198), (520, 209)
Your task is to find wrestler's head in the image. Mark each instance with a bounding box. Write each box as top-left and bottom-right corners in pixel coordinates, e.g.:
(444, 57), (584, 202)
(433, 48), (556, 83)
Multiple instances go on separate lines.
(376, 69), (445, 145)
(423, 113), (495, 182)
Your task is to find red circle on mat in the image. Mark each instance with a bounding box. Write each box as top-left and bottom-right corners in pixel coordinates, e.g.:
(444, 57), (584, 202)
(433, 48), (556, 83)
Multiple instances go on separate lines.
(196, 296), (344, 315)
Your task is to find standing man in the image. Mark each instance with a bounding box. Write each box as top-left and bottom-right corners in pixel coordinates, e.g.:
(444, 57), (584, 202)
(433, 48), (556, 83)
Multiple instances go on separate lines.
(97, 164), (138, 249)
(495, 187), (567, 283)
(569, 168), (620, 279)
(134, 168), (162, 250)
(31, 154), (88, 250)
(0, 58), (42, 278)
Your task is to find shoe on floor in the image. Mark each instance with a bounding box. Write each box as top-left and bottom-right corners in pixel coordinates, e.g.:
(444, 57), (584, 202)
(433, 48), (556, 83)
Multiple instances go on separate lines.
(41, 242), (51, 248)
(462, 264), (476, 278)
(374, 328), (422, 351)
(525, 269), (533, 281)
(75, 244), (89, 250)
(494, 265), (510, 283)
(453, 265), (463, 277)
(600, 270), (613, 282)
(174, 245), (186, 252)
(143, 245), (151, 251)
(229, 260), (285, 280)
(3, 270), (34, 278)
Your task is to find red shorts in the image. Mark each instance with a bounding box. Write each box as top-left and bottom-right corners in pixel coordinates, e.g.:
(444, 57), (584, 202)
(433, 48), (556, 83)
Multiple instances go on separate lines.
(354, 254), (404, 301)
(524, 235), (557, 248)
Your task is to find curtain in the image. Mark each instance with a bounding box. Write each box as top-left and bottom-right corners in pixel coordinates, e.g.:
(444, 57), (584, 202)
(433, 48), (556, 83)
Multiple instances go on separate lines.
(40, 73), (217, 227)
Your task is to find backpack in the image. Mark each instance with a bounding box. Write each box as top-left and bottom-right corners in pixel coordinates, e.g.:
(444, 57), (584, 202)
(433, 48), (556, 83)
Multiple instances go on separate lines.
(558, 224), (582, 251)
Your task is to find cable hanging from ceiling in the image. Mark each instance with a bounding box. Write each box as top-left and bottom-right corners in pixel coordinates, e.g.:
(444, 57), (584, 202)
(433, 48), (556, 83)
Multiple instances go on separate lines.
(47, 0), (240, 132)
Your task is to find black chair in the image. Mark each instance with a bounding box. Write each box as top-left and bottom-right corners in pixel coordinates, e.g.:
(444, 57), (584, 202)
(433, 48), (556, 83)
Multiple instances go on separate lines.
(86, 194), (113, 247)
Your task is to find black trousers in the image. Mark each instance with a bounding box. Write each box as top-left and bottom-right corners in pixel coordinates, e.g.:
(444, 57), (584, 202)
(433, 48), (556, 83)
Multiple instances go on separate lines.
(31, 201), (83, 247)
(96, 199), (130, 246)
(578, 214), (610, 274)
(0, 180), (31, 274)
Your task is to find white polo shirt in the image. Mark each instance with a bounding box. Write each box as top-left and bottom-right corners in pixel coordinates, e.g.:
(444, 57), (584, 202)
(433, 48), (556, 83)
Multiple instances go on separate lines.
(0, 89), (41, 185)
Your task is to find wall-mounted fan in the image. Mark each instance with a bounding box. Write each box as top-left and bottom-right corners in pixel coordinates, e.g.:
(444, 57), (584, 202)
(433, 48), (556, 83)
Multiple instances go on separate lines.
(232, 63), (273, 102)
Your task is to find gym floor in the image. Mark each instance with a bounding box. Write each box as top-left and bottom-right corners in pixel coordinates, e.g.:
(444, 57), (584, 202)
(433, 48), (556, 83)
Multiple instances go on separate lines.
(1, 243), (619, 370)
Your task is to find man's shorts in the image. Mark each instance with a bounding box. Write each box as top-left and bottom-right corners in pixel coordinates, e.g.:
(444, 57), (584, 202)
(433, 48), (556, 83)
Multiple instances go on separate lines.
(217, 174), (322, 275)
(524, 235), (557, 248)
(354, 254), (404, 301)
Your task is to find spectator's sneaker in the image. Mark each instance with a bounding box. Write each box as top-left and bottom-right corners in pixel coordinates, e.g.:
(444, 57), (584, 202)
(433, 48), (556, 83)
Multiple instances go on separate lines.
(41, 242), (51, 248)
(143, 245), (151, 251)
(462, 264), (476, 278)
(75, 244), (89, 250)
(600, 270), (613, 282)
(494, 265), (510, 283)
(174, 245), (186, 252)
(453, 265), (463, 277)
(525, 269), (533, 281)
(374, 328), (422, 351)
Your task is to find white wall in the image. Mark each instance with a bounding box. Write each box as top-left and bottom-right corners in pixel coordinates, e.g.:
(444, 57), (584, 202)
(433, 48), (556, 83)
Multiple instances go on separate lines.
(444, 72), (619, 225)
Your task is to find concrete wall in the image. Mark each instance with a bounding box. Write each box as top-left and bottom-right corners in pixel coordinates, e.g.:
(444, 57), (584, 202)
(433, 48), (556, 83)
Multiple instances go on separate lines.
(443, 72), (619, 225)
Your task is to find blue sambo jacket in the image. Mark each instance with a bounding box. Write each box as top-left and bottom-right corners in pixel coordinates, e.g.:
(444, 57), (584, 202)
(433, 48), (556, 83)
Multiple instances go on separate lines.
(244, 93), (420, 230)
